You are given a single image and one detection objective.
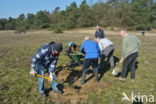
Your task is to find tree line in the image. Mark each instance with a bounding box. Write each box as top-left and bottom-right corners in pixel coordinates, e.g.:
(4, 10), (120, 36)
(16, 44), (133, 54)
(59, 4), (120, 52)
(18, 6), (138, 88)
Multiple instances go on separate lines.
(0, 0), (156, 33)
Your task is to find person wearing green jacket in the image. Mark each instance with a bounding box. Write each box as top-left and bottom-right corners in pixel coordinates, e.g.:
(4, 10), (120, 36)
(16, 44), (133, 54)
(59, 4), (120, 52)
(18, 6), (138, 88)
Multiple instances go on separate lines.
(118, 30), (141, 81)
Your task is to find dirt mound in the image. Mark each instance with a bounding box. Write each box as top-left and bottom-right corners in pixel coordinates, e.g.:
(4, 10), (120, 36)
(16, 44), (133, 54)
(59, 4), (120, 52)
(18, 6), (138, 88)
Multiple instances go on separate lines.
(48, 69), (110, 104)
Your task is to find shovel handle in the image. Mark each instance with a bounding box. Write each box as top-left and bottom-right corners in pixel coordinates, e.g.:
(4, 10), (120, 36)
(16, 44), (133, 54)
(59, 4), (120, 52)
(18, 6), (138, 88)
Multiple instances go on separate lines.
(34, 73), (52, 81)
(34, 74), (63, 84)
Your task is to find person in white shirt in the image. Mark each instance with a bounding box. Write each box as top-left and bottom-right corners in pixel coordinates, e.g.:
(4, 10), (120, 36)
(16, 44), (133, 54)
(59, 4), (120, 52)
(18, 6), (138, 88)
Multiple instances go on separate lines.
(96, 38), (115, 69)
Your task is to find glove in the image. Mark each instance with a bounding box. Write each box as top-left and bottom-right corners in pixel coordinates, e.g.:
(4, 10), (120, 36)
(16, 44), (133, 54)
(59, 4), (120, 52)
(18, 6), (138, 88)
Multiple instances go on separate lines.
(49, 73), (55, 81)
(120, 57), (124, 63)
(30, 68), (36, 76)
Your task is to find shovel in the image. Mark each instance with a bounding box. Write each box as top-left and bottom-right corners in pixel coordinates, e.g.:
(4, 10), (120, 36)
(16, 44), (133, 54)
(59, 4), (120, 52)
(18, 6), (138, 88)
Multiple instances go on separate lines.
(112, 63), (121, 76)
(34, 73), (61, 83)
(34, 74), (80, 88)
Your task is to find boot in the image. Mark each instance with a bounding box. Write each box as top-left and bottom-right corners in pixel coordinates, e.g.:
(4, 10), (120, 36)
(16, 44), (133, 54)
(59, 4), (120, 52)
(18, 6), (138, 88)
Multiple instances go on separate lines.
(80, 72), (86, 84)
(40, 93), (46, 97)
(54, 90), (62, 94)
(94, 72), (99, 82)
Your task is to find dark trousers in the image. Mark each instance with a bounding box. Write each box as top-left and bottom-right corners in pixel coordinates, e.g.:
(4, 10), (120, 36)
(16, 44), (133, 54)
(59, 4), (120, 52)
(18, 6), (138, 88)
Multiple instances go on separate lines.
(121, 52), (138, 79)
(82, 58), (98, 74)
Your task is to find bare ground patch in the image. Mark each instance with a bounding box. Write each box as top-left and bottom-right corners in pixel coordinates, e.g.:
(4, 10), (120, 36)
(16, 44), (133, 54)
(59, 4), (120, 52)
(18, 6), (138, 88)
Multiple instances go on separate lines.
(47, 69), (110, 104)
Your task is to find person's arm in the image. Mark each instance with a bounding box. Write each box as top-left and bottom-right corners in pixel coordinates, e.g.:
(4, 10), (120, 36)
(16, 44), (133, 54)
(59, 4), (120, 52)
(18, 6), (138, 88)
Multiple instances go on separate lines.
(31, 51), (43, 69)
(121, 39), (128, 62)
(95, 31), (98, 38)
(48, 56), (59, 81)
(120, 56), (124, 63)
(98, 43), (102, 52)
(49, 56), (58, 73)
(80, 43), (85, 54)
(30, 49), (45, 76)
(97, 43), (102, 55)
(73, 44), (77, 52)
(101, 29), (105, 38)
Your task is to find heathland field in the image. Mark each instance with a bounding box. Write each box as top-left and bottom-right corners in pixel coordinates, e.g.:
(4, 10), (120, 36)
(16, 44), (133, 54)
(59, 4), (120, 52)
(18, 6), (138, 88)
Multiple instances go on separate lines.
(0, 28), (156, 104)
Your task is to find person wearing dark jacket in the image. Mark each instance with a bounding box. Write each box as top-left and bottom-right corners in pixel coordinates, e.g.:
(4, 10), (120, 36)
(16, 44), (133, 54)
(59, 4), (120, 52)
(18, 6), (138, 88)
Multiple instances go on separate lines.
(95, 25), (105, 39)
(30, 42), (63, 97)
(80, 37), (101, 84)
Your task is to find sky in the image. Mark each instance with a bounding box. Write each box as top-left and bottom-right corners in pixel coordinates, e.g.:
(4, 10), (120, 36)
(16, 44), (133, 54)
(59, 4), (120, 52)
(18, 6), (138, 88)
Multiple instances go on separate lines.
(0, 0), (96, 18)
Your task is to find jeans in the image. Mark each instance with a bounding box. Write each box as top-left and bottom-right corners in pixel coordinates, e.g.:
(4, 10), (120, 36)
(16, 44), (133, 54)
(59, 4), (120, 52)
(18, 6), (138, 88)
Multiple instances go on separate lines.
(121, 52), (138, 79)
(82, 58), (99, 74)
(36, 63), (59, 94)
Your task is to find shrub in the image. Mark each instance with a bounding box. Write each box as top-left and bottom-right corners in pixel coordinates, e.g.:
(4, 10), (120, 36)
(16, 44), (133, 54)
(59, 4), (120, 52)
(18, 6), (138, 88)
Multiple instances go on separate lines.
(127, 27), (136, 31)
(54, 27), (63, 33)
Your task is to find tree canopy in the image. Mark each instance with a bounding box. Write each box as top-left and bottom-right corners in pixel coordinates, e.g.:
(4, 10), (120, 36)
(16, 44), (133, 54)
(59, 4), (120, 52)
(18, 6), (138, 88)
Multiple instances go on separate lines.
(0, 0), (156, 32)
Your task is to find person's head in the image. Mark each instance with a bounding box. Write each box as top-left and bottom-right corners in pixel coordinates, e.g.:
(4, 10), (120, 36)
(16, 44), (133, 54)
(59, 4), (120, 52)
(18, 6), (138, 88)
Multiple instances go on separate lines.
(49, 41), (55, 45)
(96, 25), (100, 30)
(119, 30), (128, 38)
(52, 43), (63, 55)
(67, 42), (74, 47)
(67, 42), (77, 52)
(84, 36), (90, 41)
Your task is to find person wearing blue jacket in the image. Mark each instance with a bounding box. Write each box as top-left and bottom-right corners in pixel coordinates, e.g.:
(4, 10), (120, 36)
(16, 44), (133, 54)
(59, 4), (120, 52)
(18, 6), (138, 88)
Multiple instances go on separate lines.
(80, 37), (101, 84)
(30, 41), (63, 97)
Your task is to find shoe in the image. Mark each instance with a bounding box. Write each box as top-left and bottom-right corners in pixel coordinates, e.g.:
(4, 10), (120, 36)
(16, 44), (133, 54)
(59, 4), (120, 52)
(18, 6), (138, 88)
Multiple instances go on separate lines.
(131, 79), (135, 82)
(95, 78), (99, 82)
(80, 80), (85, 84)
(94, 72), (99, 82)
(40, 93), (46, 97)
(117, 77), (126, 81)
(54, 90), (62, 94)
(80, 72), (86, 84)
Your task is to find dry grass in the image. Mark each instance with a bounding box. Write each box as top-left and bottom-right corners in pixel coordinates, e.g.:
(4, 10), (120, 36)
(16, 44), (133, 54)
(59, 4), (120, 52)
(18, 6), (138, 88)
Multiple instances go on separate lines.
(0, 28), (156, 104)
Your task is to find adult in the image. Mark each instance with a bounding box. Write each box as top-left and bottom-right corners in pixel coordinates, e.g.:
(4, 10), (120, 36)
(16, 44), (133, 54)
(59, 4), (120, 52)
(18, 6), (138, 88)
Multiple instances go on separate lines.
(80, 37), (101, 84)
(141, 28), (145, 36)
(95, 25), (105, 39)
(118, 30), (141, 81)
(30, 42), (63, 97)
(96, 38), (115, 69)
(66, 42), (77, 53)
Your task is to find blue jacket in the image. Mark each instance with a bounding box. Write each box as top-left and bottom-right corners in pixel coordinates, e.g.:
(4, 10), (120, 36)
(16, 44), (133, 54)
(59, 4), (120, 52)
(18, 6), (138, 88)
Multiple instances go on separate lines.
(80, 40), (101, 59)
(31, 44), (58, 73)
(95, 29), (105, 39)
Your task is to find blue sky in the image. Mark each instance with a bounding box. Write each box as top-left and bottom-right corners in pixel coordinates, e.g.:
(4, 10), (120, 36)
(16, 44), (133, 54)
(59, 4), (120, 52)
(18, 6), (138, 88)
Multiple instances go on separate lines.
(0, 0), (96, 18)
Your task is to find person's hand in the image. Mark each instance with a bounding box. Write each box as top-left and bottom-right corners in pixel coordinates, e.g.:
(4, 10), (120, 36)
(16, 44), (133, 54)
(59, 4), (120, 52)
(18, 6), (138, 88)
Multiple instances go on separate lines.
(120, 57), (124, 63)
(49, 73), (55, 81)
(30, 68), (36, 76)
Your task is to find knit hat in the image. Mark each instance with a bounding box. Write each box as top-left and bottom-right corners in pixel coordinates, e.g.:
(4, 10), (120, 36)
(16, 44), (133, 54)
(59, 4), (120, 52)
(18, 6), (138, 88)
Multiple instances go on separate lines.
(53, 43), (63, 52)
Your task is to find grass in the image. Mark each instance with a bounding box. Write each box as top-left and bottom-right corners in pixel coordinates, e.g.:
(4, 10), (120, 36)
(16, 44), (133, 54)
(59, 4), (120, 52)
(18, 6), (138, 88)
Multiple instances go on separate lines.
(0, 28), (156, 104)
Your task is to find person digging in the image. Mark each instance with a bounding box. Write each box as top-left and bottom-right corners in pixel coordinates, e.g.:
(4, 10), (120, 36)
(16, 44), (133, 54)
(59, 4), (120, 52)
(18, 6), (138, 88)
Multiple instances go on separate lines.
(118, 30), (141, 82)
(30, 42), (63, 97)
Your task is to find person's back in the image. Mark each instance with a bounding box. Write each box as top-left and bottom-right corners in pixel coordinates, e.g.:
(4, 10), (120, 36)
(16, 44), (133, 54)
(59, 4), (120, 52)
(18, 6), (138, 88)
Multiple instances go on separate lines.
(118, 30), (141, 81)
(122, 34), (141, 58)
(80, 37), (100, 84)
(80, 40), (100, 59)
(66, 42), (77, 53)
(99, 38), (114, 51)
